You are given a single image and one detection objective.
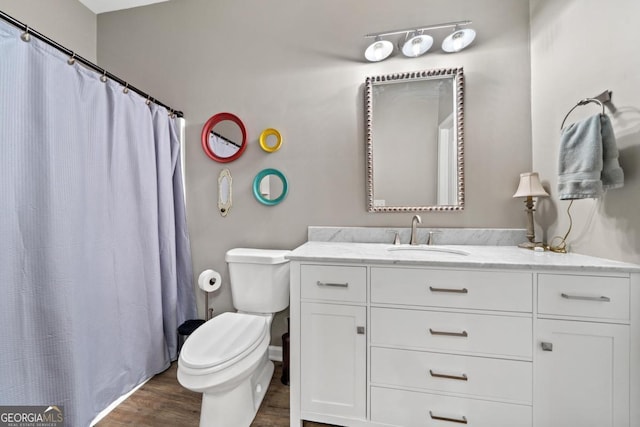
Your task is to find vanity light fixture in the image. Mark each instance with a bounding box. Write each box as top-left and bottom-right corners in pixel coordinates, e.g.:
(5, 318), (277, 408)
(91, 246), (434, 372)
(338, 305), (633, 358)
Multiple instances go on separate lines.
(513, 172), (549, 250)
(364, 20), (475, 62)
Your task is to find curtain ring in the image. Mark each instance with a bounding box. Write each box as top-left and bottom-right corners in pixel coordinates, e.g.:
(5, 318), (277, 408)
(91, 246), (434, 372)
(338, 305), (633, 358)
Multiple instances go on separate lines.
(145, 96), (152, 105)
(67, 52), (76, 65)
(123, 83), (129, 94)
(100, 70), (108, 83)
(20, 26), (31, 42)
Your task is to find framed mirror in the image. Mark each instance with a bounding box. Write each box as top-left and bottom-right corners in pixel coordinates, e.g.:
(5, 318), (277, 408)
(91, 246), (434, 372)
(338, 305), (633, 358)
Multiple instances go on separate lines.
(259, 128), (283, 152)
(253, 168), (288, 206)
(365, 67), (465, 212)
(201, 112), (247, 163)
(218, 168), (232, 216)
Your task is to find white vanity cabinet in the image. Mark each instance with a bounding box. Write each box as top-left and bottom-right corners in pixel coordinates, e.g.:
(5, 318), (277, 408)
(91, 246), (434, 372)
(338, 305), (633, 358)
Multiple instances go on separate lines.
(298, 264), (368, 422)
(534, 273), (631, 427)
(288, 243), (640, 427)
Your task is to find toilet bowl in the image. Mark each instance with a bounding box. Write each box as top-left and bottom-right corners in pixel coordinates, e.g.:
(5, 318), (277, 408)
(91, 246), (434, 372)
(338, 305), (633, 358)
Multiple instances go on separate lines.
(177, 248), (290, 427)
(177, 312), (274, 426)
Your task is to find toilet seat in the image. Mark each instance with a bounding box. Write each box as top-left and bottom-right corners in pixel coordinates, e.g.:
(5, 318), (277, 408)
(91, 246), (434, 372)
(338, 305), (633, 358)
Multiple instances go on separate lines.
(179, 312), (268, 372)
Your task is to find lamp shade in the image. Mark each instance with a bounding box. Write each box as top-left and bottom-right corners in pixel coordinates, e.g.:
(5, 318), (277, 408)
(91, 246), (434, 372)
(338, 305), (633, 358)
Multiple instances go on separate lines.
(365, 37), (393, 62)
(442, 28), (476, 52)
(400, 32), (433, 57)
(513, 172), (549, 198)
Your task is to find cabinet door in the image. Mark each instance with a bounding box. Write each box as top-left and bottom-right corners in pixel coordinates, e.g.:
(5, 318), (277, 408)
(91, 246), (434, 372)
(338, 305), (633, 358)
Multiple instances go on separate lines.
(535, 319), (629, 427)
(301, 302), (366, 420)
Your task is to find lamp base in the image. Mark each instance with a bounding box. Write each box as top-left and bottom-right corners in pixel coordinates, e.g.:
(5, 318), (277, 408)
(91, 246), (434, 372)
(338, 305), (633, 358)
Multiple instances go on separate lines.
(518, 241), (545, 250)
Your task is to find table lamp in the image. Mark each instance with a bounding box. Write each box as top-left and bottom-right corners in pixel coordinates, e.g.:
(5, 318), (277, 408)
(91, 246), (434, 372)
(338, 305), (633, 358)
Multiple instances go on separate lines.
(513, 172), (549, 249)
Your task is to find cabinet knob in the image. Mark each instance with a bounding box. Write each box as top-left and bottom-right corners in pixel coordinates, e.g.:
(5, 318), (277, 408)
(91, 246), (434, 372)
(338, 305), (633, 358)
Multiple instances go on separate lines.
(356, 326), (365, 335)
(541, 341), (553, 351)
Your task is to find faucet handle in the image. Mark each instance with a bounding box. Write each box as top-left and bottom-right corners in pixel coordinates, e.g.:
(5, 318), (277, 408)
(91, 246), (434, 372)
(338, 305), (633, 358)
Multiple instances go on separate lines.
(427, 230), (441, 245)
(386, 230), (401, 245)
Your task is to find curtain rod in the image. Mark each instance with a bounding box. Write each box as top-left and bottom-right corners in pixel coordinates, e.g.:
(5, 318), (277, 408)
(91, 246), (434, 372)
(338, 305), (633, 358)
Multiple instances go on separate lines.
(0, 10), (184, 118)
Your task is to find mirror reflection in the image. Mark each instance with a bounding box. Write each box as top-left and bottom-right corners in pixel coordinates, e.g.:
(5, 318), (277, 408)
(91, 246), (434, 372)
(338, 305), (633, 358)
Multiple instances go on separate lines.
(258, 174), (283, 200)
(209, 121), (242, 159)
(365, 68), (465, 212)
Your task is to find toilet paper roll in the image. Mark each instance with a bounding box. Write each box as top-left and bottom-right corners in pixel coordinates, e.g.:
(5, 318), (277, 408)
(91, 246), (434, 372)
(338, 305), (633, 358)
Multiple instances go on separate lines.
(198, 269), (222, 293)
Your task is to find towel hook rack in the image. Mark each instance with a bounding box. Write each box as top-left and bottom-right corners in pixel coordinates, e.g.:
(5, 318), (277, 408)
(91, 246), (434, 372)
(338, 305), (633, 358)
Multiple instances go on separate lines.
(560, 98), (605, 130)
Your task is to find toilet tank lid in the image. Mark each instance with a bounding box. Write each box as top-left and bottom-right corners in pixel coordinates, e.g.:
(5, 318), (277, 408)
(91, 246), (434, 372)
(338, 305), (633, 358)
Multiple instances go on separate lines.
(225, 248), (291, 264)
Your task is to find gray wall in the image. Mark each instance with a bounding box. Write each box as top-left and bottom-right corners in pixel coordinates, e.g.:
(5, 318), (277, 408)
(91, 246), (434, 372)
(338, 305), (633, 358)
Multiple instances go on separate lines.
(0, 0), (96, 62)
(96, 0), (532, 342)
(530, 0), (640, 263)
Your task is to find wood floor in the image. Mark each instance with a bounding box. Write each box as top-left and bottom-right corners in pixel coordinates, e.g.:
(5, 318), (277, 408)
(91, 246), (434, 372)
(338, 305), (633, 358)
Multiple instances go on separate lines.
(96, 361), (333, 427)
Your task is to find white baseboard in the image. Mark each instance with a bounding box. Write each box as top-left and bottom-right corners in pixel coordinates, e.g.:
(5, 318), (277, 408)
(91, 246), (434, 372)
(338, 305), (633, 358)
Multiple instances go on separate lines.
(269, 345), (283, 362)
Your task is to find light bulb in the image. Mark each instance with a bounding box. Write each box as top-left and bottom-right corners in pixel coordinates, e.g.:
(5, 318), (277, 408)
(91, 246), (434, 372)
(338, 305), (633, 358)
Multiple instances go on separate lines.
(452, 32), (465, 52)
(411, 38), (422, 56)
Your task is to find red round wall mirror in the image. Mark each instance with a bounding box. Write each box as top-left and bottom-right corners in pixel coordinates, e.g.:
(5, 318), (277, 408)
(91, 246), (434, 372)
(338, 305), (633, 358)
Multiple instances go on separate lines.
(201, 112), (247, 163)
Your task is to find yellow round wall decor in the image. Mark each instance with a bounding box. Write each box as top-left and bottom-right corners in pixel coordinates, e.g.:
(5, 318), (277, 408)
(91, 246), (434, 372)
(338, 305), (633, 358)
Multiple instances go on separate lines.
(259, 128), (283, 152)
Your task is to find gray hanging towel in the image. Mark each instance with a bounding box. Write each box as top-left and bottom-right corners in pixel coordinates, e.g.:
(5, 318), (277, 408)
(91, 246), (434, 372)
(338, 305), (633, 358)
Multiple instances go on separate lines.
(558, 113), (623, 200)
(599, 114), (625, 190)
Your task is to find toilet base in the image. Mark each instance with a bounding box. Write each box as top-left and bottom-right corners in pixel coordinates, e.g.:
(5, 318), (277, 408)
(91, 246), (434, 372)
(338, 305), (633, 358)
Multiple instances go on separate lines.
(199, 353), (274, 427)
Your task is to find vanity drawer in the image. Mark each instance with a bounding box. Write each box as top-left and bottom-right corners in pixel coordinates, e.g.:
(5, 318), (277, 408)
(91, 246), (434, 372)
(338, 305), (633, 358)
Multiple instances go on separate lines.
(300, 264), (366, 303)
(538, 274), (629, 321)
(371, 267), (532, 312)
(371, 387), (532, 427)
(371, 307), (532, 358)
(371, 347), (532, 403)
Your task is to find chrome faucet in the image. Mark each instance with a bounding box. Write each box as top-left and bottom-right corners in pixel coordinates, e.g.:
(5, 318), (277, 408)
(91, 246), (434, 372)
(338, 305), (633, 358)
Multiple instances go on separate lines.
(410, 215), (422, 245)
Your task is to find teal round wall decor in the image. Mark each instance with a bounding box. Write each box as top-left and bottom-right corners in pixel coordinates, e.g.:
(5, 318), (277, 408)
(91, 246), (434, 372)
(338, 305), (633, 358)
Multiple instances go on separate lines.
(252, 168), (288, 206)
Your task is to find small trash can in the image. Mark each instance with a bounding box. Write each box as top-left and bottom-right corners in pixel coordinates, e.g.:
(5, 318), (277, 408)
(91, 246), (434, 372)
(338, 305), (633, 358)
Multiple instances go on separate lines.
(177, 319), (206, 355)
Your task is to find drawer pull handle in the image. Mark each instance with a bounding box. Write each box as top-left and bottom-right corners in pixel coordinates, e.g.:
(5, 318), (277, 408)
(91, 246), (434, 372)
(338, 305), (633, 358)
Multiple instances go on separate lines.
(560, 293), (610, 302)
(429, 370), (468, 381)
(429, 286), (468, 294)
(429, 411), (468, 424)
(316, 281), (349, 288)
(429, 328), (468, 338)
(541, 341), (553, 351)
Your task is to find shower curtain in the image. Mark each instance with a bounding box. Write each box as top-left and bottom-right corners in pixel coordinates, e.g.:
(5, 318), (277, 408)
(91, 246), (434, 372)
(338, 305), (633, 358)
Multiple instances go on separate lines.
(0, 20), (196, 426)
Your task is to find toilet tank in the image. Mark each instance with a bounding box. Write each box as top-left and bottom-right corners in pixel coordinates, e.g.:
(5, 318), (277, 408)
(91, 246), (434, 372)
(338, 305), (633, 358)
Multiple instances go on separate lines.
(225, 248), (291, 314)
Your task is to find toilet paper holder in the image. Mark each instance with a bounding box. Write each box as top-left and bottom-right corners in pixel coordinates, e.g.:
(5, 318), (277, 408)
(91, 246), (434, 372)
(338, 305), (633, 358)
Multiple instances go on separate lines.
(205, 277), (216, 320)
(198, 269), (222, 321)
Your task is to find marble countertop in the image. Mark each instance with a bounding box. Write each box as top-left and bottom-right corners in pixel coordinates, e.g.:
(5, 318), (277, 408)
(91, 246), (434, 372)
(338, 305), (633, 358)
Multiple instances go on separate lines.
(287, 241), (640, 273)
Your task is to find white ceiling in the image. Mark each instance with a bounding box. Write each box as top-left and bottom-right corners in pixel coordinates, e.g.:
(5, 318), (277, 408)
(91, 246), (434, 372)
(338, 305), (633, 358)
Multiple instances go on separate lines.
(78, 0), (169, 14)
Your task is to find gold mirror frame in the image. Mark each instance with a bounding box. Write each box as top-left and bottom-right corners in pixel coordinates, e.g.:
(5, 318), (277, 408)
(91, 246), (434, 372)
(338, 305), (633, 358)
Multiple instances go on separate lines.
(218, 168), (232, 216)
(365, 67), (465, 212)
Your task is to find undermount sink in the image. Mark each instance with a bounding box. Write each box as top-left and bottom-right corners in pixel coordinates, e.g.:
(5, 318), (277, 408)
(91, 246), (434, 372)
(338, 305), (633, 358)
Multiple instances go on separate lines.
(387, 246), (470, 256)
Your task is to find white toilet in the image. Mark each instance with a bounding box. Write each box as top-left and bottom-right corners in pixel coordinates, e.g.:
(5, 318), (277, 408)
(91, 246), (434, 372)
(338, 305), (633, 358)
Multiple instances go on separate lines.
(177, 248), (291, 427)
